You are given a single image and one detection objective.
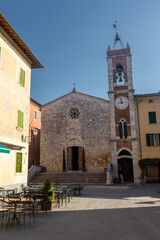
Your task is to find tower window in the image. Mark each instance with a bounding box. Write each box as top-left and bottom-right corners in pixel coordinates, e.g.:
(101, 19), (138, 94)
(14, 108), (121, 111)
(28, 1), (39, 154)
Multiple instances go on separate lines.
(116, 64), (125, 85)
(119, 119), (127, 139)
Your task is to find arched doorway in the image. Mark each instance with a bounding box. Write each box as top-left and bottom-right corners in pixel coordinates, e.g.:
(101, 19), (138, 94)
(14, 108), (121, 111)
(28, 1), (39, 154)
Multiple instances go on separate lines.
(67, 146), (83, 171)
(117, 150), (134, 182)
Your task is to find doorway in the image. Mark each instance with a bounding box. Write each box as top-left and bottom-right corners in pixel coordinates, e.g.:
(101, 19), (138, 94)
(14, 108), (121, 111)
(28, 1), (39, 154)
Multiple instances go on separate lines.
(118, 158), (134, 182)
(67, 146), (83, 171)
(72, 147), (79, 170)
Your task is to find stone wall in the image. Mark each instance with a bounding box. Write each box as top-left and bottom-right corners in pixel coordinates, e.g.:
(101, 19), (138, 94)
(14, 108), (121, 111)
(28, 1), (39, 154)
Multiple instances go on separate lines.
(40, 92), (111, 172)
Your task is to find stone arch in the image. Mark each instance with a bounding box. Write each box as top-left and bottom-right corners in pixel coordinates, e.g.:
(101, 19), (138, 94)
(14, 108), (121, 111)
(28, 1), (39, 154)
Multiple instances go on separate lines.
(117, 148), (134, 182)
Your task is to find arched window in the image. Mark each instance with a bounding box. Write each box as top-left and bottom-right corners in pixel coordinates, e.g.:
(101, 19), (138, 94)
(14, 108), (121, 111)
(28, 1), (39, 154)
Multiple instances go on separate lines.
(116, 64), (125, 85)
(118, 150), (131, 156)
(119, 119), (127, 139)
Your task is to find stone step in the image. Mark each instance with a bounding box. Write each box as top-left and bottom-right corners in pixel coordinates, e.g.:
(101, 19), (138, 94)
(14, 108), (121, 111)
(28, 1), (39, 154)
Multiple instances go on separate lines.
(30, 172), (106, 184)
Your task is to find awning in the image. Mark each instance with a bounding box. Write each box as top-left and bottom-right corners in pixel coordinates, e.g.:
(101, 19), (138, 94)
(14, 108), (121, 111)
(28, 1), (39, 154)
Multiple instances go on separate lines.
(0, 144), (10, 154)
(0, 142), (25, 151)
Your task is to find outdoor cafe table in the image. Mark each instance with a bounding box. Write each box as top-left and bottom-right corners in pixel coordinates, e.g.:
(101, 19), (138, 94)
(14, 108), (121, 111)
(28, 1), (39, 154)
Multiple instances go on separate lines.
(4, 198), (33, 229)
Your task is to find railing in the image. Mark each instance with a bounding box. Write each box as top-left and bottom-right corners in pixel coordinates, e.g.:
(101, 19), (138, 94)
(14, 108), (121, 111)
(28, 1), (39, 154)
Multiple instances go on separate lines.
(28, 165), (42, 183)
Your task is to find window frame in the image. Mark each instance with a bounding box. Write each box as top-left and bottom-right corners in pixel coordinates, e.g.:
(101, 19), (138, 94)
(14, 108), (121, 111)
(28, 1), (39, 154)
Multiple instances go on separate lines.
(119, 119), (127, 139)
(17, 110), (24, 129)
(146, 133), (160, 146)
(34, 110), (37, 121)
(16, 152), (22, 173)
(149, 112), (156, 124)
(19, 67), (25, 87)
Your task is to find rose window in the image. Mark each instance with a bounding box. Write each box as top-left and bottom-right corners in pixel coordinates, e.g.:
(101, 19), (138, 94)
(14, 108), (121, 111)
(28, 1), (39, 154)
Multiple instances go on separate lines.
(70, 108), (80, 119)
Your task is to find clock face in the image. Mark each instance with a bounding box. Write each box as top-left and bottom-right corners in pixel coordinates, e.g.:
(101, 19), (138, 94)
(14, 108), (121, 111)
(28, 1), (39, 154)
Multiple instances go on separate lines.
(115, 96), (129, 110)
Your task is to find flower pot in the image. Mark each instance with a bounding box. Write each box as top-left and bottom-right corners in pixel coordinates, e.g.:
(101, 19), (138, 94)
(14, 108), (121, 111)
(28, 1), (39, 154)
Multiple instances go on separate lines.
(140, 179), (146, 185)
(41, 201), (53, 211)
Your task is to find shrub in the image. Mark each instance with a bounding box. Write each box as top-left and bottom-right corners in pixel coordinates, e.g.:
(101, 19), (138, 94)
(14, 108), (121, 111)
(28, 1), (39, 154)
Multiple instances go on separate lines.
(41, 178), (56, 201)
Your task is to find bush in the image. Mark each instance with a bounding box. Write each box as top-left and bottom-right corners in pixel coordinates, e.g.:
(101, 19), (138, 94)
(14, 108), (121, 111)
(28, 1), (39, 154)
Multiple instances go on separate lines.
(41, 178), (56, 201)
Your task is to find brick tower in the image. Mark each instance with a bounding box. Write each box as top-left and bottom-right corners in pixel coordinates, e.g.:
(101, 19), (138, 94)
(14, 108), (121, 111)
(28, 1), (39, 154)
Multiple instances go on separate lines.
(107, 38), (139, 183)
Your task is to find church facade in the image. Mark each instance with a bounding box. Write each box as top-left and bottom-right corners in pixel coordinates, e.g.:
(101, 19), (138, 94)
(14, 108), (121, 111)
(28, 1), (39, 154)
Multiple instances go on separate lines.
(40, 43), (140, 183)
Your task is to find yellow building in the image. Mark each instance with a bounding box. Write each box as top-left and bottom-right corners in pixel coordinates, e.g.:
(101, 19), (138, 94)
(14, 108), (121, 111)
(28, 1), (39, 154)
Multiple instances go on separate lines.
(135, 93), (160, 183)
(0, 13), (43, 189)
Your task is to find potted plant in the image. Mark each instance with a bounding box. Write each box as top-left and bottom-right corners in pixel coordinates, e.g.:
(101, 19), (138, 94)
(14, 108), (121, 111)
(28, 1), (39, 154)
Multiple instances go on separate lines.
(41, 166), (47, 172)
(40, 178), (56, 210)
(113, 176), (118, 184)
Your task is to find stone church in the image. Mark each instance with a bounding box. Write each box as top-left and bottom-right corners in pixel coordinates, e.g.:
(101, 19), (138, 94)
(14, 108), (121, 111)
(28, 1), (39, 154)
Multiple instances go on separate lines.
(40, 40), (139, 183)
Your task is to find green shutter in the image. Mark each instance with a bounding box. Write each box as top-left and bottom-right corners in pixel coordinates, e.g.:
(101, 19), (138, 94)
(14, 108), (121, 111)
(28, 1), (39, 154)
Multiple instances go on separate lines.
(18, 110), (24, 129)
(19, 68), (25, 87)
(16, 153), (22, 173)
(146, 134), (150, 146)
(149, 112), (156, 124)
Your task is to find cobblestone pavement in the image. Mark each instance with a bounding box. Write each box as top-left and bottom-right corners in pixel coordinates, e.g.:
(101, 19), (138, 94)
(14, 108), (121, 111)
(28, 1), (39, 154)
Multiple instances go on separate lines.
(1, 184), (160, 240)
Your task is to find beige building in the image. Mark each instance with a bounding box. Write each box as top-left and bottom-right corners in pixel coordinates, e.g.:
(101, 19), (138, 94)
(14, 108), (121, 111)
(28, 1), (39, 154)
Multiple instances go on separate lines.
(134, 93), (160, 183)
(0, 13), (42, 189)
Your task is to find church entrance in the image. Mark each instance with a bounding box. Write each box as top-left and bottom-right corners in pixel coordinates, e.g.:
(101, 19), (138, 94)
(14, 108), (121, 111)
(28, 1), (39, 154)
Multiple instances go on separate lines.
(67, 146), (83, 171)
(72, 147), (79, 170)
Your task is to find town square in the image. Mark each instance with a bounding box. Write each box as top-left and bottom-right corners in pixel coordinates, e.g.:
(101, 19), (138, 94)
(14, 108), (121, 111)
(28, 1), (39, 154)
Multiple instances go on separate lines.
(0, 0), (160, 239)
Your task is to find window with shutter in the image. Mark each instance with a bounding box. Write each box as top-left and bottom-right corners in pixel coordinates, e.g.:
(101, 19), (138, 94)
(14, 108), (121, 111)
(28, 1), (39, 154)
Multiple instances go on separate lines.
(149, 112), (156, 124)
(18, 110), (24, 129)
(146, 134), (150, 146)
(16, 152), (22, 173)
(19, 68), (25, 87)
(146, 134), (160, 146)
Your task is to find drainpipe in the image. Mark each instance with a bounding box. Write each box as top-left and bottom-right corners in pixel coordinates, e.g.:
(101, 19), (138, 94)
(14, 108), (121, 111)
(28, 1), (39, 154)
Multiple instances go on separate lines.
(136, 101), (142, 160)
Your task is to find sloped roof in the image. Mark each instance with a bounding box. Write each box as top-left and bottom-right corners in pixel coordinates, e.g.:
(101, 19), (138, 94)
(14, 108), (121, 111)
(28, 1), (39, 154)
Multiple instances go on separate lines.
(134, 92), (160, 98)
(0, 12), (43, 69)
(30, 98), (42, 107)
(41, 91), (109, 109)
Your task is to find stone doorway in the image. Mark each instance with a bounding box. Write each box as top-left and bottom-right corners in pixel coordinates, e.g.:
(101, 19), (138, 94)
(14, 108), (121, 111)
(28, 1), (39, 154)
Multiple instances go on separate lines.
(118, 158), (134, 182)
(67, 146), (83, 171)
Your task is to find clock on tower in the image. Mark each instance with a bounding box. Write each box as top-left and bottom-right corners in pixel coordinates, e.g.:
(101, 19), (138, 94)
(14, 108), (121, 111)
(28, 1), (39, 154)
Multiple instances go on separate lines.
(107, 25), (139, 183)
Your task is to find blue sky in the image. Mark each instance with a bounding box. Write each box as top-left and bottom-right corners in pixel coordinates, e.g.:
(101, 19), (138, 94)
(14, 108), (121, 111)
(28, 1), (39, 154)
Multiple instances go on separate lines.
(1, 0), (160, 104)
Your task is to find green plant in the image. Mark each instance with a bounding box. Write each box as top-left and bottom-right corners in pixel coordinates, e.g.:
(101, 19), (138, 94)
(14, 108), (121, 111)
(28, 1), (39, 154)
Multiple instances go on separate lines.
(42, 166), (46, 170)
(41, 178), (56, 201)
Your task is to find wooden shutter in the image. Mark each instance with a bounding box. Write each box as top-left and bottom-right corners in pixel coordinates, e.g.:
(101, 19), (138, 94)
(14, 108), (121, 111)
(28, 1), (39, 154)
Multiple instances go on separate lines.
(20, 68), (25, 87)
(16, 153), (22, 173)
(146, 134), (150, 146)
(149, 112), (156, 124)
(18, 110), (24, 128)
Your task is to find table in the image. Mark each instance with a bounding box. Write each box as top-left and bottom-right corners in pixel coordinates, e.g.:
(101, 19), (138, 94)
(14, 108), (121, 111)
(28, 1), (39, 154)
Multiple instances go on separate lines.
(4, 198), (33, 229)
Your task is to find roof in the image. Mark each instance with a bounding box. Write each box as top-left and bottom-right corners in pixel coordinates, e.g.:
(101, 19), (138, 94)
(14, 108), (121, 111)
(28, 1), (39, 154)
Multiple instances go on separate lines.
(30, 98), (42, 107)
(42, 91), (109, 109)
(134, 92), (160, 98)
(0, 12), (43, 69)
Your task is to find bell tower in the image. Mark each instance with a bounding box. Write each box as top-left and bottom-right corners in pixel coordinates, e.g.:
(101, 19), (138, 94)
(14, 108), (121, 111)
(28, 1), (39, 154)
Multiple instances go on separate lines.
(107, 26), (139, 183)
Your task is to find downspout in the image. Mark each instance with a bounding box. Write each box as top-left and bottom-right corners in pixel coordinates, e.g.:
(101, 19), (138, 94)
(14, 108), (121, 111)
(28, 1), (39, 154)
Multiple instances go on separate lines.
(136, 101), (142, 160)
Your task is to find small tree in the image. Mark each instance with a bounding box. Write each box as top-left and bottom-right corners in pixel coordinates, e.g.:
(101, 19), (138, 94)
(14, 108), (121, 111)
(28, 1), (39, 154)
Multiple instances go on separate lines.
(41, 178), (55, 201)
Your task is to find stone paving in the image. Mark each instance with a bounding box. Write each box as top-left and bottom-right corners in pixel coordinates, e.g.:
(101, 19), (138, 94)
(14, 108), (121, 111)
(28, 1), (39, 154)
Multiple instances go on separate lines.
(1, 184), (160, 240)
